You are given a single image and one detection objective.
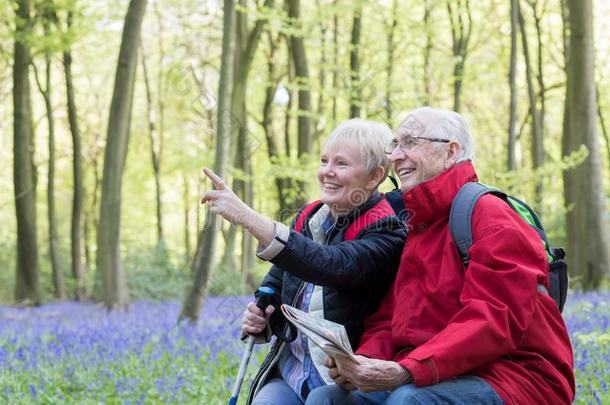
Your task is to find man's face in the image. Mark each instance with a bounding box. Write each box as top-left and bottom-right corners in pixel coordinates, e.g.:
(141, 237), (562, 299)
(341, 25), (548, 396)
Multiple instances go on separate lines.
(388, 116), (454, 193)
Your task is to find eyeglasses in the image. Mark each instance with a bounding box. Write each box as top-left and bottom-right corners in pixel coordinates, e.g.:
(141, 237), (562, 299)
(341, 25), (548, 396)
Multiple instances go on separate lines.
(385, 135), (450, 155)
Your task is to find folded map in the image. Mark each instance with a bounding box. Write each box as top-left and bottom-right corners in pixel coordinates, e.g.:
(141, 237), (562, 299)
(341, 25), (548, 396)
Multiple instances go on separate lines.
(280, 304), (360, 364)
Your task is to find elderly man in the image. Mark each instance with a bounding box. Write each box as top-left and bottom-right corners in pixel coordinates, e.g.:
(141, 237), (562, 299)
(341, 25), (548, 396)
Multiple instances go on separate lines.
(305, 107), (575, 405)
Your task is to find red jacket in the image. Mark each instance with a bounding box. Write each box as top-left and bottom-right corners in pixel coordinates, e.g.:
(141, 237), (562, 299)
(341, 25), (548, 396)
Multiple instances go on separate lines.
(356, 161), (575, 405)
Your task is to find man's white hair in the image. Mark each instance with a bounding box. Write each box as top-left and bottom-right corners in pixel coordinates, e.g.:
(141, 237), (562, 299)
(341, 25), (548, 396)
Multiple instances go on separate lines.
(324, 119), (393, 179)
(399, 106), (475, 163)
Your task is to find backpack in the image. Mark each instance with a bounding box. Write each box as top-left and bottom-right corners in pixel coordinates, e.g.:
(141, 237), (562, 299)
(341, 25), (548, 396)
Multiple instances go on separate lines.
(385, 182), (569, 313)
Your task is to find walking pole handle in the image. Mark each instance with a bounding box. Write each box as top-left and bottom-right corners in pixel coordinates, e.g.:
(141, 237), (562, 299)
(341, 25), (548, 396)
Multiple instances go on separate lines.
(253, 286), (275, 333)
(228, 286), (276, 405)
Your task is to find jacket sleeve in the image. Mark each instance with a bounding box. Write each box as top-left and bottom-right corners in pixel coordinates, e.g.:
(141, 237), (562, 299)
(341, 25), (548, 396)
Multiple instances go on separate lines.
(397, 196), (548, 386)
(268, 219), (406, 293)
(355, 287), (398, 360)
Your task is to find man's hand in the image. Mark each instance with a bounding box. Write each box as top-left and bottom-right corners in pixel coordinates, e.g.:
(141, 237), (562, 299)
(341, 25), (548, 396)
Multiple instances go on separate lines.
(325, 356), (356, 390)
(332, 355), (413, 392)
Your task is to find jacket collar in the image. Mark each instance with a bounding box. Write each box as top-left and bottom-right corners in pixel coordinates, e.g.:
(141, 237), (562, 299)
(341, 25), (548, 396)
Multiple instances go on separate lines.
(333, 191), (382, 230)
(303, 192), (383, 236)
(402, 161), (478, 232)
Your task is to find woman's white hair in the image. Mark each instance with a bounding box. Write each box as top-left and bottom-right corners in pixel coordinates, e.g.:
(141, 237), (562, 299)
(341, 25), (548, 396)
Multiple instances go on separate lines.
(323, 119), (393, 180)
(399, 106), (475, 163)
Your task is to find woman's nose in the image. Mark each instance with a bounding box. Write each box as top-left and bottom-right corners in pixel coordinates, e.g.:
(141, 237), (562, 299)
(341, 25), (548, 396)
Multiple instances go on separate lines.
(320, 164), (335, 176)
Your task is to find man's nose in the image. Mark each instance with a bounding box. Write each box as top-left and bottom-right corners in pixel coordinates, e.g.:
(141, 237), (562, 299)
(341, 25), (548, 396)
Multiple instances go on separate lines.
(390, 146), (406, 163)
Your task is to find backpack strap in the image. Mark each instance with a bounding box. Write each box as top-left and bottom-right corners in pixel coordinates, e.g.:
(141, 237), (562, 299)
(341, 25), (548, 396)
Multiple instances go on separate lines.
(294, 200), (324, 233)
(343, 198), (396, 241)
(449, 182), (506, 268)
(449, 182), (552, 298)
(383, 189), (409, 224)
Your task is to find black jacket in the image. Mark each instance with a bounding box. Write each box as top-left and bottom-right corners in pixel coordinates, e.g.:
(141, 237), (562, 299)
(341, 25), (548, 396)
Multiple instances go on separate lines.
(246, 193), (406, 403)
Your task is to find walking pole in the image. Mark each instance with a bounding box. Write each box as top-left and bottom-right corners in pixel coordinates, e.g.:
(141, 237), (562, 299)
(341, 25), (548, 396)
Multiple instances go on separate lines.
(228, 286), (276, 405)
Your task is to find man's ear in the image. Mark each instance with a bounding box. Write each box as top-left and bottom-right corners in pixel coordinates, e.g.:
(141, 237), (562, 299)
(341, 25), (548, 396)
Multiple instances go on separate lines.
(367, 166), (386, 190)
(446, 141), (461, 165)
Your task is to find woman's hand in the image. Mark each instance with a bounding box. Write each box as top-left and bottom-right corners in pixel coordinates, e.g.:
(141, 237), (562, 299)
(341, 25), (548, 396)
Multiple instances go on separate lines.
(201, 168), (275, 245)
(200, 168), (255, 226)
(241, 301), (275, 336)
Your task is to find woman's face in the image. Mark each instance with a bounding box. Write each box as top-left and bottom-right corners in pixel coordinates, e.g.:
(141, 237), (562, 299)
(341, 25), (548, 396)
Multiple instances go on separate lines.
(317, 142), (379, 216)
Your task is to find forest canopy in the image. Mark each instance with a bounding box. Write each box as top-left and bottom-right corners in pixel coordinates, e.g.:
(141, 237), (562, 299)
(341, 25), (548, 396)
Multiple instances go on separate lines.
(0, 0), (609, 309)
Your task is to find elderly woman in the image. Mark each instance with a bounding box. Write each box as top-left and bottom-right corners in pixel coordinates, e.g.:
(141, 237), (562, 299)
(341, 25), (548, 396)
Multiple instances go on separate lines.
(201, 119), (406, 405)
(306, 107), (575, 405)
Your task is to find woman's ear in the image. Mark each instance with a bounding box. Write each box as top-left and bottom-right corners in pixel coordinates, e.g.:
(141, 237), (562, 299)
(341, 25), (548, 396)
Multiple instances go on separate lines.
(446, 141), (461, 166)
(367, 166), (386, 190)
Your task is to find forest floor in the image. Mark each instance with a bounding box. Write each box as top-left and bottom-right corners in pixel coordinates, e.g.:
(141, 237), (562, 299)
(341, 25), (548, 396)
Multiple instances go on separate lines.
(0, 292), (608, 404)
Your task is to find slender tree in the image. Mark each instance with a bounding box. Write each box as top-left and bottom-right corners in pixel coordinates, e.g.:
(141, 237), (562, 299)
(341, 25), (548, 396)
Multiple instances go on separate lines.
(96, 0), (147, 309)
(33, 4), (66, 299)
(287, 0), (312, 159)
(183, 174), (191, 258)
(597, 85), (610, 164)
(13, 0), (41, 305)
(446, 0), (472, 113)
(385, 0), (398, 122)
(518, 1), (544, 211)
(423, 0), (433, 106)
(507, 0), (518, 171)
(314, 0), (327, 142)
(349, 3), (362, 118)
(233, 0), (273, 283)
(331, 0), (339, 126)
(63, 9), (86, 301)
(181, 0), (236, 322)
(140, 44), (164, 247)
(562, 0), (610, 289)
(260, 30), (289, 214)
(287, 0), (312, 211)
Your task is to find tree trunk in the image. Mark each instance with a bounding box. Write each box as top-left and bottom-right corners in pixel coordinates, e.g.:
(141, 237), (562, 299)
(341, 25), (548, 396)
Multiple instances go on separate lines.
(182, 174), (191, 258)
(96, 0), (147, 309)
(423, 0), (433, 106)
(219, 0), (273, 282)
(331, 0), (338, 127)
(314, 0), (327, 143)
(518, 3), (544, 211)
(287, 0), (312, 159)
(287, 0), (311, 210)
(140, 44), (164, 247)
(261, 31), (294, 217)
(180, 0), (235, 322)
(507, 0), (518, 171)
(285, 33), (294, 159)
(63, 10), (86, 301)
(563, 0), (610, 289)
(235, 0), (272, 281)
(597, 85), (610, 164)
(531, 0), (546, 157)
(349, 5), (362, 118)
(33, 30), (66, 299)
(13, 0), (41, 305)
(85, 151), (102, 282)
(385, 0), (398, 122)
(446, 0), (472, 113)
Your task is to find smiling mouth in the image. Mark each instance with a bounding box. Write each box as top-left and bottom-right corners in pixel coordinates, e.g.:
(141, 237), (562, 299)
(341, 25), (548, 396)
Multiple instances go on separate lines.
(323, 182), (342, 190)
(398, 168), (416, 176)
